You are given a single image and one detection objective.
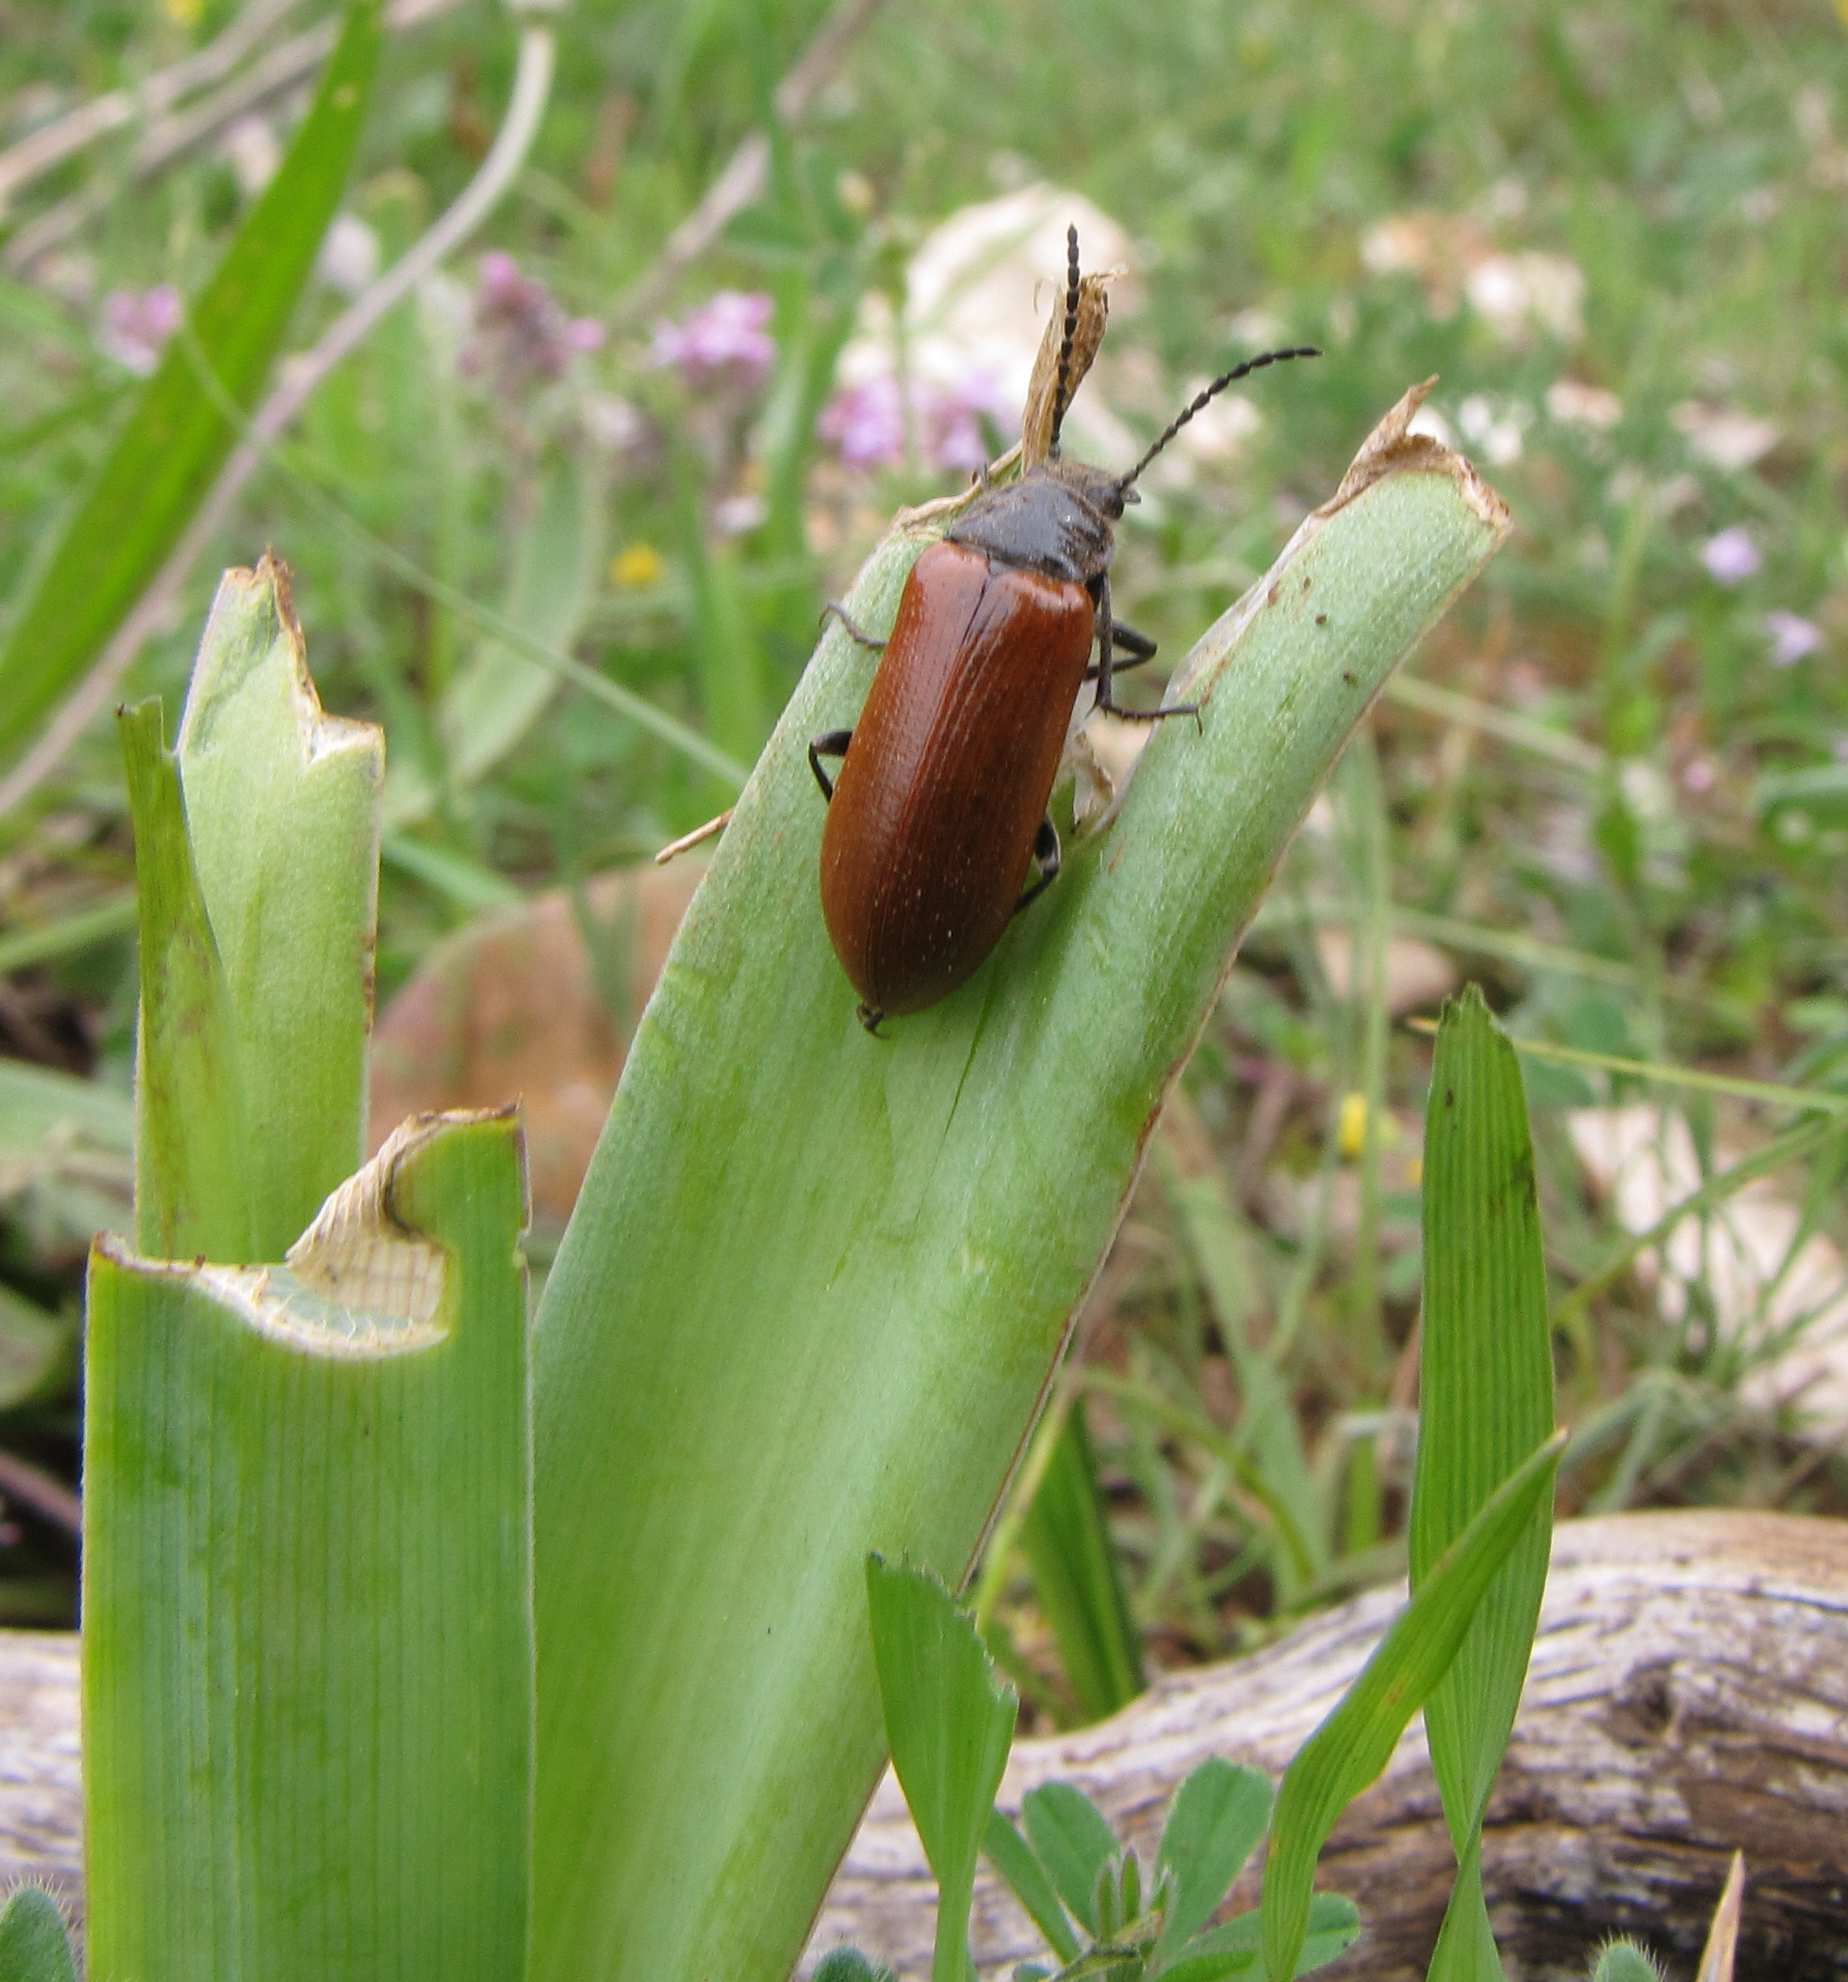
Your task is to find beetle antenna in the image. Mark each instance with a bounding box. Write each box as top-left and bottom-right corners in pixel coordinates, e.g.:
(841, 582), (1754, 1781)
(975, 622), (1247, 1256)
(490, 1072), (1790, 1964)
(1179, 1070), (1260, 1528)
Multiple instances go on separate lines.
(1048, 224), (1082, 457)
(1119, 345), (1321, 490)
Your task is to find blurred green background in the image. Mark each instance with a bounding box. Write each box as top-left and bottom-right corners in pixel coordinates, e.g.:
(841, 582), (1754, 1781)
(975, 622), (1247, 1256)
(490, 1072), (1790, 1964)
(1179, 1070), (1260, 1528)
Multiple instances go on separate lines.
(0, 0), (1843, 1686)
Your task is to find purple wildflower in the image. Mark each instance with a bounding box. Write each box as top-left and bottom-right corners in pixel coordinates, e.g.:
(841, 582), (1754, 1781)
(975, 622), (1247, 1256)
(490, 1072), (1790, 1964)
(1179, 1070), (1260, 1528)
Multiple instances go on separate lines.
(1700, 526), (1761, 586)
(819, 376), (906, 470)
(465, 250), (604, 385)
(923, 373), (1010, 474)
(1764, 610), (1822, 667)
(651, 291), (776, 393)
(98, 284), (183, 374)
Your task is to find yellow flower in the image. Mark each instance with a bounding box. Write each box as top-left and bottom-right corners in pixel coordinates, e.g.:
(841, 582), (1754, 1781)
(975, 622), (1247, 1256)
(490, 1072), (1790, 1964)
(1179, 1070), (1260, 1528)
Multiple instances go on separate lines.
(1337, 1091), (1369, 1160)
(164, 0), (204, 23)
(610, 544), (665, 588)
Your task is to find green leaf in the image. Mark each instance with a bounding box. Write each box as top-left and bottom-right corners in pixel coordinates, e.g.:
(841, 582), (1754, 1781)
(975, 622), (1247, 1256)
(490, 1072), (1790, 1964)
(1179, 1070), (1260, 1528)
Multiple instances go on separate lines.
(1425, 1835), (1501, 1982)
(0, 1), (383, 774)
(1589, 1945), (1664, 1982)
(386, 447), (608, 828)
(1152, 1760), (1272, 1960)
(528, 389), (1510, 1982)
(985, 1809), (1081, 1963)
(1154, 1893), (1360, 1981)
(0, 1285), (72, 1411)
(811, 1950), (898, 1982)
(1413, 987), (1556, 1832)
(866, 1558), (1018, 1982)
(1413, 988), (1557, 1979)
(0, 1885), (77, 1982)
(1260, 1430), (1566, 1980)
(1019, 1401), (1146, 1724)
(119, 698), (254, 1262)
(173, 555), (382, 1255)
(1022, 1782), (1119, 1937)
(82, 1111), (531, 1982)
(1159, 1132), (1325, 1599)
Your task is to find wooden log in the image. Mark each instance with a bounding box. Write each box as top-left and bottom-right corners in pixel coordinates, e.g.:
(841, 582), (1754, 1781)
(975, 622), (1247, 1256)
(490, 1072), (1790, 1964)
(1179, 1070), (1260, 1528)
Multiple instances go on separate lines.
(3, 1513), (1844, 1976)
(809, 1511), (1848, 1978)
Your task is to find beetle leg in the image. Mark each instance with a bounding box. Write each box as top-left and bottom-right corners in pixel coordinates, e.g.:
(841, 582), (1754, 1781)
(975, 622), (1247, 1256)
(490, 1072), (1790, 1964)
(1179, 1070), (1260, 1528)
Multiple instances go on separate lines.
(1013, 815), (1061, 917)
(819, 602), (887, 650)
(808, 728), (853, 802)
(1084, 618), (1155, 680)
(1091, 574), (1200, 726)
(856, 1002), (887, 1035)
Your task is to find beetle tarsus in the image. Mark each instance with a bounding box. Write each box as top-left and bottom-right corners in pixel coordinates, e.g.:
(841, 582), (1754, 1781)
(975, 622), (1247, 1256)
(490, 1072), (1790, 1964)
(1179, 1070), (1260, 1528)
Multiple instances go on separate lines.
(1099, 695), (1201, 725)
(809, 728), (853, 801)
(856, 1001), (886, 1035)
(820, 602), (887, 651)
(1013, 815), (1062, 917)
(1086, 619), (1155, 681)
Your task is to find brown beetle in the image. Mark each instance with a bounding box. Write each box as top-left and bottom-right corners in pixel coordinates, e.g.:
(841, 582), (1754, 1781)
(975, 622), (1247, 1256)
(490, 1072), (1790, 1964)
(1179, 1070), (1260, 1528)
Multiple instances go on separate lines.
(811, 228), (1318, 1032)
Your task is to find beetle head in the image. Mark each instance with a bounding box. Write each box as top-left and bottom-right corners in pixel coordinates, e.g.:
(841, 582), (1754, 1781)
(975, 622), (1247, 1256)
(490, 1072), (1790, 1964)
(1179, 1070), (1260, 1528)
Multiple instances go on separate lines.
(1042, 456), (1134, 520)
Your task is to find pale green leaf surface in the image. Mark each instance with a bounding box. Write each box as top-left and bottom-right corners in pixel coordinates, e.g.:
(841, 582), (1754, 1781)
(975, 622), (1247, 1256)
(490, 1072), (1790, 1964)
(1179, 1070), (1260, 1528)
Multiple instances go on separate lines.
(0, 1885), (77, 1982)
(1156, 1893), (1359, 1981)
(1260, 1431), (1565, 1981)
(530, 393), (1511, 1982)
(176, 555), (382, 1255)
(984, 1809), (1081, 1964)
(82, 1110), (531, 1982)
(0, 2), (383, 771)
(867, 1558), (1018, 1982)
(1152, 1760), (1272, 1960)
(119, 699), (253, 1262)
(1022, 1781), (1119, 1937)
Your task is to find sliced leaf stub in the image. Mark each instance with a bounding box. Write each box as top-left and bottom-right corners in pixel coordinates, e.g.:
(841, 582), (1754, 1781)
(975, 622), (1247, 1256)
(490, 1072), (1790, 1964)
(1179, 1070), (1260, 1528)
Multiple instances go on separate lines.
(176, 554), (380, 774)
(281, 1112), (491, 1340)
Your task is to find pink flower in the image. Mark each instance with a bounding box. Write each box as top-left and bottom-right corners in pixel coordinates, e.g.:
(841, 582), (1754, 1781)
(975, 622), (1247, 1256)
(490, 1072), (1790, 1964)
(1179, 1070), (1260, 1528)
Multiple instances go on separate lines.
(819, 376), (906, 469)
(98, 284), (183, 374)
(651, 291), (775, 392)
(1764, 610), (1822, 667)
(819, 372), (1013, 475)
(1699, 526), (1761, 586)
(923, 373), (1010, 473)
(466, 250), (604, 385)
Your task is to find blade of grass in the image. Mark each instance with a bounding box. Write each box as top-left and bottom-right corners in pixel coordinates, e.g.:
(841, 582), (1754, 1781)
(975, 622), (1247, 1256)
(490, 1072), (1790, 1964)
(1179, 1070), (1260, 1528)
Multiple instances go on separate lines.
(1412, 989), (1557, 1972)
(529, 386), (1511, 1982)
(1157, 1120), (1327, 1603)
(0, 0), (382, 774)
(866, 1558), (1018, 1982)
(1259, 1429), (1566, 1981)
(82, 1111), (531, 1982)
(385, 446), (608, 828)
(1018, 1400), (1146, 1724)
(1410, 1025), (1848, 1118)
